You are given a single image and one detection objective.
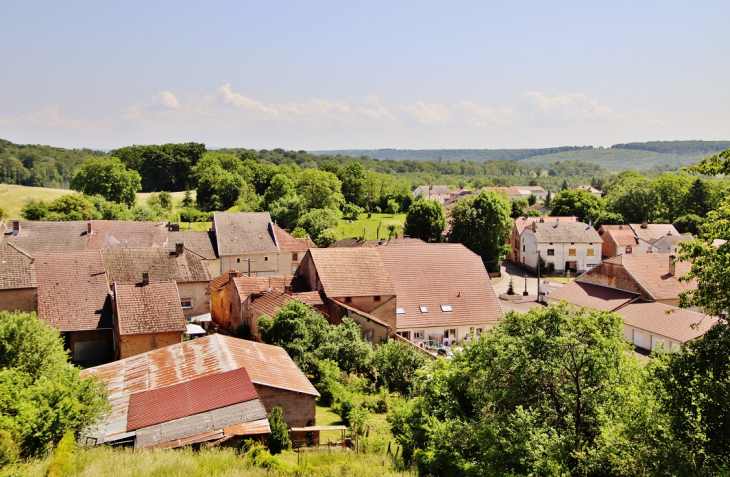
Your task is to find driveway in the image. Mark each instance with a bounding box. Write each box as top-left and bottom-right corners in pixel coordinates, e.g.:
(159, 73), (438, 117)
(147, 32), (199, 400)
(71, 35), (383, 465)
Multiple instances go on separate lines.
(491, 260), (565, 315)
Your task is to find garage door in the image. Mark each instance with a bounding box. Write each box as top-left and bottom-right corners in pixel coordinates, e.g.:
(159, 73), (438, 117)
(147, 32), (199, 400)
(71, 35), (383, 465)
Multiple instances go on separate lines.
(651, 336), (665, 350)
(633, 330), (646, 349)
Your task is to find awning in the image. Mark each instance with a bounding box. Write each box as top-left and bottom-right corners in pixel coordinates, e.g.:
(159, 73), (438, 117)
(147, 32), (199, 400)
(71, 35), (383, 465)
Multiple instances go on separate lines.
(189, 313), (212, 322)
(186, 324), (206, 335)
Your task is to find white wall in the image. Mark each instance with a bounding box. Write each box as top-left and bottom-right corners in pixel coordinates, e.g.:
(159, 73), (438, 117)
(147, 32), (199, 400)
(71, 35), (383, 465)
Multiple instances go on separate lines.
(624, 324), (681, 352)
(521, 230), (601, 273)
(400, 323), (495, 347)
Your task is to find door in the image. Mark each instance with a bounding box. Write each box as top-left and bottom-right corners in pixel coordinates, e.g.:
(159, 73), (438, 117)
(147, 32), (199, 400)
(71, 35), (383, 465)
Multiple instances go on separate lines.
(633, 330), (646, 349)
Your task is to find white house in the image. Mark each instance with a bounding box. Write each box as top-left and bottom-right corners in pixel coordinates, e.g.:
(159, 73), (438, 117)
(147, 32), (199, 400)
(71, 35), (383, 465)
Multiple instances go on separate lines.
(413, 185), (452, 204)
(652, 234), (693, 254)
(520, 220), (602, 274)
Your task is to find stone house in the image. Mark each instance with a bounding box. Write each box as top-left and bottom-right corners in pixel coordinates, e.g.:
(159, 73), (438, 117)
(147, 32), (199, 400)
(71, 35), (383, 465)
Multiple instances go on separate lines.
(520, 220), (602, 273)
(413, 185), (452, 204)
(510, 216), (578, 263)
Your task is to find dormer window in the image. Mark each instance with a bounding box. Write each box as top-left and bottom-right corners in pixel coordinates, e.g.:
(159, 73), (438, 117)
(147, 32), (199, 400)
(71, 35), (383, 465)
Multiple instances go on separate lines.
(441, 305), (453, 312)
(396, 307), (405, 315)
(419, 306), (428, 313)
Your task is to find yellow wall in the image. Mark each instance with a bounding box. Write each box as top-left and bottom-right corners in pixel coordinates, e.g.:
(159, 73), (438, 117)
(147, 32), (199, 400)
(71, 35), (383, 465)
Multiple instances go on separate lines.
(178, 282), (210, 317)
(118, 332), (182, 359)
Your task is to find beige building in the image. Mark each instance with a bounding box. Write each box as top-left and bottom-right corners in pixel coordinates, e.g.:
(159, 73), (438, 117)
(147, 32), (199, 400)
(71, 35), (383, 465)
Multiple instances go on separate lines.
(520, 220), (602, 274)
(510, 216), (578, 264)
(413, 185), (452, 204)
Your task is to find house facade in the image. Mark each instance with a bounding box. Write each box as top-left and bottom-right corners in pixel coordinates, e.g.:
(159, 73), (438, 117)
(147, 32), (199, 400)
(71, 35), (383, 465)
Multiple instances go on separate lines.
(599, 225), (658, 258)
(413, 185), (452, 204)
(520, 220), (602, 273)
(510, 216), (578, 263)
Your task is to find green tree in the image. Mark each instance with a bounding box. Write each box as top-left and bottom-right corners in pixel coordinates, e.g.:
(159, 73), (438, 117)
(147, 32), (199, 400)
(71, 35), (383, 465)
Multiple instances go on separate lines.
(314, 228), (339, 248)
(112, 142), (205, 192)
(448, 191), (512, 273)
(685, 177), (712, 217)
(70, 157), (141, 207)
(372, 340), (429, 397)
(404, 198), (446, 243)
(561, 179), (569, 191)
(269, 195), (304, 231)
(182, 189), (193, 208)
(194, 154), (250, 211)
(341, 203), (363, 221)
(510, 197), (528, 218)
(263, 174), (296, 207)
(550, 189), (604, 222)
(544, 189), (552, 207)
(673, 213), (704, 236)
(386, 199), (400, 215)
(266, 407), (290, 455)
(340, 162), (366, 207)
(527, 193), (537, 206)
(298, 208), (340, 244)
(0, 312), (108, 457)
(157, 191), (173, 211)
(650, 173), (692, 223)
(296, 169), (344, 211)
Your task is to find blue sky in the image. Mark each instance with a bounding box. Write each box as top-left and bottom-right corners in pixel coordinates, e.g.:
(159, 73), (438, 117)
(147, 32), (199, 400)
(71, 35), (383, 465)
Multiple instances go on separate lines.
(1, 1), (728, 150)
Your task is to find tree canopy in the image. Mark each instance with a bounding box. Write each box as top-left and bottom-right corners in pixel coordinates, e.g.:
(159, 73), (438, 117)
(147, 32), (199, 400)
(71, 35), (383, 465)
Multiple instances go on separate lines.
(404, 198), (446, 243)
(70, 157), (141, 207)
(550, 189), (604, 222)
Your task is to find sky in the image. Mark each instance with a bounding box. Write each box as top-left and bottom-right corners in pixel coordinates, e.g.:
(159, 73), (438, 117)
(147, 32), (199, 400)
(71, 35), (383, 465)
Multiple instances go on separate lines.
(1, 1), (728, 151)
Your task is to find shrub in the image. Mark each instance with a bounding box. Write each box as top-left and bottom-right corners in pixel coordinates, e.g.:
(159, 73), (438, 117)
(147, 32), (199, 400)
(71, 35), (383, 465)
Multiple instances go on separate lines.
(333, 390), (358, 426)
(314, 228), (339, 248)
(375, 389), (390, 414)
(314, 359), (343, 406)
(248, 444), (279, 469)
(348, 407), (369, 436)
(386, 199), (400, 215)
(267, 407), (290, 455)
(291, 227), (308, 238)
(46, 431), (76, 477)
(0, 429), (19, 468)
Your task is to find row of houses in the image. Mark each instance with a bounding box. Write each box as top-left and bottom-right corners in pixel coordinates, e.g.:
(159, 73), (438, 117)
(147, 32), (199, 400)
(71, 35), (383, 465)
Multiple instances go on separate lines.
(414, 185), (549, 205)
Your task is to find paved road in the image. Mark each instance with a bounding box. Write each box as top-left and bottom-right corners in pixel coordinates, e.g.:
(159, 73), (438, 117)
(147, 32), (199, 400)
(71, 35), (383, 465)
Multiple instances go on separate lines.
(491, 260), (564, 314)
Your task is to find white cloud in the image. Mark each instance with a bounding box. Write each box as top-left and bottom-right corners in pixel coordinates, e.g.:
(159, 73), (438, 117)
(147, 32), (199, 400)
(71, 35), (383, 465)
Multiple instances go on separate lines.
(452, 100), (516, 127)
(400, 100), (452, 126)
(518, 91), (616, 123)
(356, 95), (396, 122)
(20, 103), (88, 129)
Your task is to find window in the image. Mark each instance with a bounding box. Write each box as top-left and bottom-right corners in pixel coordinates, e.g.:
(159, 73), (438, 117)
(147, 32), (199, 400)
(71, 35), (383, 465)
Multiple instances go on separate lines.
(396, 331), (410, 340)
(345, 297), (352, 303)
(413, 331), (424, 339)
(237, 258), (240, 263)
(571, 242), (575, 245)
(291, 264), (298, 274)
(362, 330), (374, 343)
(549, 242), (553, 245)
(374, 296), (381, 302)
(420, 306), (428, 313)
(522, 244), (525, 252)
(444, 329), (450, 338)
(264, 256), (268, 261)
(568, 248), (576, 256)
(396, 307), (405, 314)
(547, 249), (555, 256)
(441, 304), (453, 312)
(476, 328), (483, 335)
(292, 253), (298, 261)
(587, 249), (594, 256)
(180, 297), (193, 309)
(444, 328), (456, 340)
(625, 246), (633, 254)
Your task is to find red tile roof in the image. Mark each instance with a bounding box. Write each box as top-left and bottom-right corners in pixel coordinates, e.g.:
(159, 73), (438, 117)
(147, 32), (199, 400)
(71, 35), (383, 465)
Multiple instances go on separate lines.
(167, 231), (218, 259)
(600, 225), (637, 247)
(0, 243), (36, 290)
(233, 275), (292, 300)
(213, 212), (279, 256)
(272, 223), (315, 251)
(598, 253), (695, 301)
(80, 334), (318, 440)
(630, 223), (680, 242)
(548, 281), (639, 311)
(114, 282), (186, 336)
(377, 243), (502, 329)
(209, 269), (245, 292)
(307, 248), (396, 298)
(331, 237), (426, 248)
(250, 290), (295, 317)
(34, 251), (113, 331)
(101, 247), (212, 285)
(615, 301), (718, 343)
(126, 367), (259, 431)
(292, 291), (324, 306)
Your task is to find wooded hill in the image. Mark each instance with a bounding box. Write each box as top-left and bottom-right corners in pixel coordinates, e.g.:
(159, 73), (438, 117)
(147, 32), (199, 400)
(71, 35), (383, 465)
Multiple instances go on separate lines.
(312, 140), (730, 171)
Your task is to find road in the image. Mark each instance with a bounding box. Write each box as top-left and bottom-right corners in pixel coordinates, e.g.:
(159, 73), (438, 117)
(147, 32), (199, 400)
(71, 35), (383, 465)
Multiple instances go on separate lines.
(490, 260), (564, 314)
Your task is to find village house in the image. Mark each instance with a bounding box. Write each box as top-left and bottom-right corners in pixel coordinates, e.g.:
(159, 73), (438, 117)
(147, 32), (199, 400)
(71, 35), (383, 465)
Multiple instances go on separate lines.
(34, 251), (115, 363)
(80, 335), (320, 447)
(598, 224), (659, 258)
(413, 185), (452, 204)
(652, 233), (693, 254)
(101, 244), (212, 319)
(212, 212), (314, 277)
(630, 222), (680, 242)
(377, 242), (503, 346)
(111, 279), (187, 359)
(510, 216), (578, 263)
(574, 185), (603, 198)
(569, 253), (695, 307)
(520, 220), (602, 273)
(479, 186), (524, 201)
(0, 243), (36, 312)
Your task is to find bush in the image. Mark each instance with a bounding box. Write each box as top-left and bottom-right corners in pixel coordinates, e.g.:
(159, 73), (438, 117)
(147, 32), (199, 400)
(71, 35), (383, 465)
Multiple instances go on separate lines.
(314, 228), (339, 248)
(266, 407), (290, 455)
(348, 407), (369, 436)
(333, 390), (358, 426)
(0, 429), (19, 468)
(248, 444), (279, 469)
(314, 359), (343, 406)
(46, 431), (76, 477)
(386, 199), (400, 215)
(291, 227), (308, 238)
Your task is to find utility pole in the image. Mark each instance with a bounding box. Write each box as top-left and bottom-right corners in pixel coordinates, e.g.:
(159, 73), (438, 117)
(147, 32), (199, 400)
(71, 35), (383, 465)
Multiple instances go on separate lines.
(536, 251), (541, 302)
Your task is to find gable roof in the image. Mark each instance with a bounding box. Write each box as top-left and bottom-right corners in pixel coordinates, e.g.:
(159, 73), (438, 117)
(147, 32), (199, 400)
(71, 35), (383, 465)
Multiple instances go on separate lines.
(86, 220), (171, 250)
(213, 212), (279, 256)
(514, 216), (577, 235)
(306, 248), (396, 297)
(250, 290), (296, 317)
(615, 301), (718, 343)
(416, 185), (451, 195)
(527, 221), (601, 243)
(102, 247), (212, 285)
(630, 223), (680, 242)
(330, 298), (392, 329)
(479, 186), (522, 197)
(271, 223), (315, 251)
(210, 269), (245, 292)
(377, 242), (502, 329)
(34, 251), (113, 331)
(601, 225), (638, 247)
(0, 243), (36, 290)
(656, 234), (693, 246)
(113, 282), (186, 336)
(80, 334), (319, 440)
(232, 275), (292, 301)
(548, 281), (639, 311)
(330, 237), (426, 248)
(167, 231), (218, 259)
(2, 220), (88, 253)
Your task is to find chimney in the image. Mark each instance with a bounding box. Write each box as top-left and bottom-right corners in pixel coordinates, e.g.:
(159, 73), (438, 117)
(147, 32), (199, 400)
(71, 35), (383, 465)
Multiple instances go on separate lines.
(619, 225), (623, 230)
(142, 272), (150, 286)
(175, 242), (184, 256)
(284, 285), (292, 296)
(12, 220), (20, 232)
(588, 219), (592, 229)
(669, 255), (676, 276)
(532, 221), (537, 231)
(641, 221), (648, 229)
(523, 213), (528, 220)
(554, 218), (560, 227)
(539, 217), (545, 223)
(87, 221), (92, 235)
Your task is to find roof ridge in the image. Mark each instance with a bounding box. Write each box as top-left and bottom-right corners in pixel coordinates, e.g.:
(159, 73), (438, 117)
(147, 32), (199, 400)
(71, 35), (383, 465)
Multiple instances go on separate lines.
(5, 241), (34, 260)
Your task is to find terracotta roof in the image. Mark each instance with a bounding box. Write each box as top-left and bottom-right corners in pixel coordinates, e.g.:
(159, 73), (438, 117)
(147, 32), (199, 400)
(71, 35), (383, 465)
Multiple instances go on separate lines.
(451, 188), (472, 196)
(292, 291), (324, 306)
(80, 334), (319, 440)
(2, 220), (88, 253)
(630, 223), (680, 242)
(592, 253), (695, 301)
(307, 248), (396, 297)
(126, 367), (260, 431)
(480, 186), (522, 197)
(574, 185), (602, 194)
(210, 269), (245, 292)
(615, 301), (718, 343)
(86, 220), (171, 250)
(0, 243), (36, 290)
(250, 290), (296, 317)
(34, 251), (113, 331)
(330, 298), (392, 329)
(601, 226), (638, 247)
(377, 243), (502, 329)
(548, 281), (639, 311)
(233, 275), (292, 301)
(330, 237), (426, 248)
(416, 185), (451, 195)
(167, 231), (218, 259)
(271, 223), (315, 251)
(102, 247), (212, 285)
(114, 282), (186, 336)
(514, 216), (577, 235)
(528, 221), (601, 244)
(213, 212), (279, 256)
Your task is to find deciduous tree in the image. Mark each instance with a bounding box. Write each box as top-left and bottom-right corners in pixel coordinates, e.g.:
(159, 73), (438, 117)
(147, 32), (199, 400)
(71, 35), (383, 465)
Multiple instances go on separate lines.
(404, 198), (446, 243)
(70, 157), (141, 206)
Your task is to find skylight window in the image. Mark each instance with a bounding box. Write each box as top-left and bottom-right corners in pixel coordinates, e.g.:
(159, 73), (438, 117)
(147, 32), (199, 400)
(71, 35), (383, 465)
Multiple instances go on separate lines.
(419, 306), (428, 313)
(441, 304), (453, 312)
(396, 307), (405, 315)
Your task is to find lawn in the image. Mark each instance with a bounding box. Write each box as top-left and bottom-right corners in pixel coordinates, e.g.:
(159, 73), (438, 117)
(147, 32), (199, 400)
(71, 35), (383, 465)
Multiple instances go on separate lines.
(337, 213), (407, 241)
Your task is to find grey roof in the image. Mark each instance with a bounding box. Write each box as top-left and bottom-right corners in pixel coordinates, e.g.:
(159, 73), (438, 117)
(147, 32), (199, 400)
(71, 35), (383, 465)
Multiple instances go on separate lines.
(416, 185), (451, 195)
(213, 212), (279, 256)
(2, 220), (88, 253)
(659, 234), (693, 245)
(529, 221), (601, 243)
(167, 231), (218, 259)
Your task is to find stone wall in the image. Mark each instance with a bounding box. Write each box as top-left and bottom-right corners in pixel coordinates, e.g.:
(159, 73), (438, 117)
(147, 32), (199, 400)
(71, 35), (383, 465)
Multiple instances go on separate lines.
(253, 384), (317, 428)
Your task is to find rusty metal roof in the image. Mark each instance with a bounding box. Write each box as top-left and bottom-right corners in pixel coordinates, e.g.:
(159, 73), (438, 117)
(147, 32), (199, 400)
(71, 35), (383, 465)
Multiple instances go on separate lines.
(126, 367), (259, 431)
(80, 334), (318, 441)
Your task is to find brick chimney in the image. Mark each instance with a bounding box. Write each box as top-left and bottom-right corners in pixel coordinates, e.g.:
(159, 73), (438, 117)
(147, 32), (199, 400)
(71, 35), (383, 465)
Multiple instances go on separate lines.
(669, 255), (676, 276)
(229, 270), (237, 279)
(175, 242), (184, 256)
(641, 221), (648, 229)
(87, 221), (93, 235)
(285, 285), (293, 296)
(12, 220), (20, 232)
(142, 272), (150, 286)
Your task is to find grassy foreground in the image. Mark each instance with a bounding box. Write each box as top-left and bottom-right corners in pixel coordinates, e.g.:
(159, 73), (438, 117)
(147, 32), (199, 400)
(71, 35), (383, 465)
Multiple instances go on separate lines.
(337, 213), (406, 241)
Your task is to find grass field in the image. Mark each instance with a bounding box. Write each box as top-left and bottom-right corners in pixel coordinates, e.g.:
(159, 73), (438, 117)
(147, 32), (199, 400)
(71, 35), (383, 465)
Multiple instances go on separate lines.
(337, 213), (407, 241)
